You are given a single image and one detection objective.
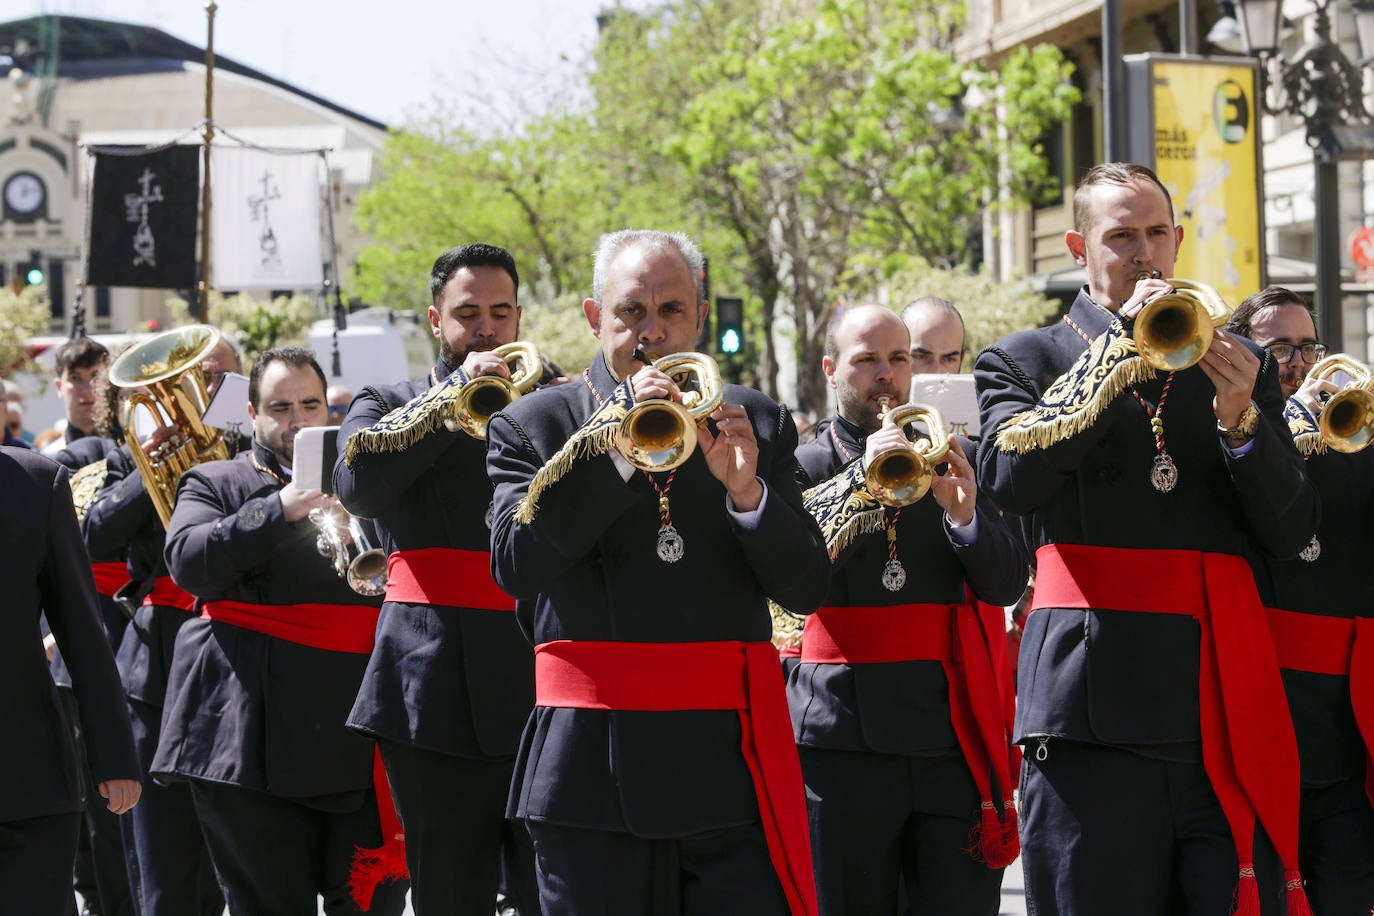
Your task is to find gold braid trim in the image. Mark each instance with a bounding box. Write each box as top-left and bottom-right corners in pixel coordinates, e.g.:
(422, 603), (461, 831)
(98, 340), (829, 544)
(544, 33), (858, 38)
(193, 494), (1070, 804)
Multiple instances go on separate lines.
(513, 379), (634, 524)
(994, 321), (1157, 454)
(802, 459), (884, 561)
(71, 458), (109, 524)
(343, 371), (465, 467)
(769, 600), (805, 652)
(1284, 398), (1326, 456)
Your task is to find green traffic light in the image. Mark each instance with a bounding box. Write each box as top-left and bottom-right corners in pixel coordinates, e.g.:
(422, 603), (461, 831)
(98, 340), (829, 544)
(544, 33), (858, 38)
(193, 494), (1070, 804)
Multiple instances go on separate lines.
(720, 328), (741, 354)
(25, 267), (44, 285)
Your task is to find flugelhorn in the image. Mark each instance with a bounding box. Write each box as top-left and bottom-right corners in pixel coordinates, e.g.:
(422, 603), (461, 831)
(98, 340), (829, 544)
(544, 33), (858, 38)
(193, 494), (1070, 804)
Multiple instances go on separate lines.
(108, 324), (230, 527)
(615, 353), (724, 472)
(1131, 272), (1233, 371)
(309, 501), (389, 596)
(865, 398), (951, 507)
(447, 341), (542, 438)
(1306, 353), (1374, 452)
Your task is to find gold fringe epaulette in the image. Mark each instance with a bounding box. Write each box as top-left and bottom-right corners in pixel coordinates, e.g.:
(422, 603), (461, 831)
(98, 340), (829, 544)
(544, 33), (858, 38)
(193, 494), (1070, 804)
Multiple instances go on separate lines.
(343, 372), (465, 467)
(803, 459), (884, 561)
(1284, 398), (1325, 456)
(994, 320), (1157, 454)
(513, 378), (634, 524)
(769, 600), (805, 652)
(71, 458), (109, 524)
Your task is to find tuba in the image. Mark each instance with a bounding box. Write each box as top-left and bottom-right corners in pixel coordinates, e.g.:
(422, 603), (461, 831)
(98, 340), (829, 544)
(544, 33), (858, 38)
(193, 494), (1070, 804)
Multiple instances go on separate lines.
(1131, 273), (1233, 371)
(1306, 353), (1374, 453)
(447, 341), (543, 438)
(614, 353), (724, 472)
(108, 325), (230, 527)
(309, 502), (389, 596)
(865, 398), (951, 507)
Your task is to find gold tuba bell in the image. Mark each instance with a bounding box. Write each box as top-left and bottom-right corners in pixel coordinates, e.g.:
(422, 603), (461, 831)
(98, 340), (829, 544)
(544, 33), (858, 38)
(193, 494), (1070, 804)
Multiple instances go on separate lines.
(109, 325), (230, 527)
(447, 341), (543, 438)
(1131, 273), (1233, 371)
(615, 353), (724, 472)
(865, 398), (951, 507)
(1307, 353), (1374, 453)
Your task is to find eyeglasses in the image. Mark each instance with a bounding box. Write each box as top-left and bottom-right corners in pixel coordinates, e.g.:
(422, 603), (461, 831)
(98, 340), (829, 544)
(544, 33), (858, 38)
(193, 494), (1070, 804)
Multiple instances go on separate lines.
(1264, 342), (1327, 364)
(327, 406), (348, 421)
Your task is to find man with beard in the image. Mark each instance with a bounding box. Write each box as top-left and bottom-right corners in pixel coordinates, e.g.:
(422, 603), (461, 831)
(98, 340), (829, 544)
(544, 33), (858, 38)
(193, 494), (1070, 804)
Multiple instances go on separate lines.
(1225, 286), (1374, 915)
(974, 163), (1317, 914)
(153, 346), (407, 915)
(790, 305), (1025, 914)
(336, 243), (542, 915)
(487, 229), (829, 915)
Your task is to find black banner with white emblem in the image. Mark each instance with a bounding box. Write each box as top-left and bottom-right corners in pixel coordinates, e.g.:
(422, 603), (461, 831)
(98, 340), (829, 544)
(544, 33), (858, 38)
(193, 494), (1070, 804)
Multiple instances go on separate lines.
(87, 146), (200, 289)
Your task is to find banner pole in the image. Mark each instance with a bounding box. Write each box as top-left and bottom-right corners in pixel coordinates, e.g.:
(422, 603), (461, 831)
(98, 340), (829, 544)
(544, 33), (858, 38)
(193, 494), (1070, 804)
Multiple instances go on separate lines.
(199, 1), (217, 324)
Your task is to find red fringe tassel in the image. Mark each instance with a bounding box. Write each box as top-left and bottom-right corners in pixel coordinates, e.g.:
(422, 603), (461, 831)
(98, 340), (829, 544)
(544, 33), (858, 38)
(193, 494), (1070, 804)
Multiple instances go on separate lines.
(1232, 867), (1260, 916)
(1284, 870), (1313, 916)
(348, 834), (408, 912)
(966, 799), (1020, 870)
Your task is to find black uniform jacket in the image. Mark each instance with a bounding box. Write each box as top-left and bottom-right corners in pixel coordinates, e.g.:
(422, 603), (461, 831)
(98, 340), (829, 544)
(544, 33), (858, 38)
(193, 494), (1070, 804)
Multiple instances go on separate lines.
(974, 288), (1318, 750)
(790, 416), (1027, 755)
(1252, 436), (1374, 786)
(487, 351), (830, 838)
(83, 443), (186, 708)
(0, 446), (139, 821)
(336, 358), (533, 759)
(152, 441), (381, 800)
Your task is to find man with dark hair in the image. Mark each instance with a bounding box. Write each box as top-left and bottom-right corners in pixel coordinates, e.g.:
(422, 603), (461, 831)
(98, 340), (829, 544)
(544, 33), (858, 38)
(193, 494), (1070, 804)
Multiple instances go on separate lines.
(900, 297), (967, 375)
(1225, 286), (1374, 915)
(488, 229), (829, 915)
(791, 304), (1025, 915)
(975, 163), (1318, 913)
(152, 346), (407, 915)
(335, 242), (541, 915)
(43, 337), (110, 457)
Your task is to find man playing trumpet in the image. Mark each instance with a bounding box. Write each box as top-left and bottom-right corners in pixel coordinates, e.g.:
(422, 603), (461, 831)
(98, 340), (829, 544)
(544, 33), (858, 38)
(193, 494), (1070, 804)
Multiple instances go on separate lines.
(487, 229), (829, 915)
(975, 162), (1318, 914)
(790, 304), (1026, 915)
(1225, 286), (1374, 915)
(335, 243), (547, 915)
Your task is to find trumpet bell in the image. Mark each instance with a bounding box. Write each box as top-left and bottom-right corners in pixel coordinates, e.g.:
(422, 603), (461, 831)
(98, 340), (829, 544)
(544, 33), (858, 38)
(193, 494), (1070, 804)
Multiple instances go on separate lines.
(1309, 353), (1374, 453)
(450, 341), (543, 439)
(347, 549), (389, 597)
(613, 353), (723, 472)
(1132, 278), (1232, 372)
(864, 402), (951, 508)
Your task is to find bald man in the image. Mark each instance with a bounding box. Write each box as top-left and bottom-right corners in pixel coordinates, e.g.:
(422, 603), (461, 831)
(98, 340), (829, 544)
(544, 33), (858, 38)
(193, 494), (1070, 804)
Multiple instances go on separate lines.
(901, 297), (966, 375)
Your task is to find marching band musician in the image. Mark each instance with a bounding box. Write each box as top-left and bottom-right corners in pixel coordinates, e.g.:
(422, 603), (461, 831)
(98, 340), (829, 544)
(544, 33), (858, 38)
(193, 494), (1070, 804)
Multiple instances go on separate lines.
(790, 304), (1026, 915)
(152, 346), (407, 915)
(335, 243), (545, 916)
(0, 443), (140, 914)
(487, 229), (830, 915)
(1225, 286), (1374, 914)
(81, 342), (243, 916)
(974, 162), (1318, 914)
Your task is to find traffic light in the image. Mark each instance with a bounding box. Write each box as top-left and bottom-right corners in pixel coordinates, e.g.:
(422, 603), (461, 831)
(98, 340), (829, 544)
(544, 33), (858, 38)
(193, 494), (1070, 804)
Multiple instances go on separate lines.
(716, 296), (744, 355)
(22, 249), (44, 287)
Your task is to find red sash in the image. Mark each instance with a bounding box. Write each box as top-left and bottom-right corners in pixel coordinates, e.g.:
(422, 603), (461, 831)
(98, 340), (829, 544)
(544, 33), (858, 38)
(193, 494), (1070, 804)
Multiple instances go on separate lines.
(800, 604), (1018, 868)
(199, 599), (406, 910)
(534, 639), (818, 916)
(1265, 607), (1374, 805)
(1031, 544), (1311, 916)
(383, 548), (515, 611)
(90, 562), (128, 598)
(142, 576), (195, 612)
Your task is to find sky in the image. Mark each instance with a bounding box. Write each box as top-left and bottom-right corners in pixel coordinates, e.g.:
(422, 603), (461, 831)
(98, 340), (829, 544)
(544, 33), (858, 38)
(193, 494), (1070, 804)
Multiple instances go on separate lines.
(9, 0), (623, 126)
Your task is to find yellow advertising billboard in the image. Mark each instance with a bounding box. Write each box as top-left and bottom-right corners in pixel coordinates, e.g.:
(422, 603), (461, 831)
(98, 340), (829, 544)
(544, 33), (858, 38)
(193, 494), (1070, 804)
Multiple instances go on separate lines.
(1148, 58), (1264, 305)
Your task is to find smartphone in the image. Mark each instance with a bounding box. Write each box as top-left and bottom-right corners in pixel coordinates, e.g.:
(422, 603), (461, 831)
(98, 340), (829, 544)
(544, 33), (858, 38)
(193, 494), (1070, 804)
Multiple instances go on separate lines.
(293, 426), (341, 495)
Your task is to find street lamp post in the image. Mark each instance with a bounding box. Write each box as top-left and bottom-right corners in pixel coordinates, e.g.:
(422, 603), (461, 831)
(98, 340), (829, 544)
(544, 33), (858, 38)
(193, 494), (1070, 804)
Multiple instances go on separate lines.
(1233, 0), (1374, 351)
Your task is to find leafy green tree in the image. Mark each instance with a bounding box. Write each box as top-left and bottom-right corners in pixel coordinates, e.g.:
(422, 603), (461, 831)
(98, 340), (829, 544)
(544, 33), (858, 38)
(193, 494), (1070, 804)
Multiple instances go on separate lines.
(0, 285), (51, 378)
(166, 291), (319, 367)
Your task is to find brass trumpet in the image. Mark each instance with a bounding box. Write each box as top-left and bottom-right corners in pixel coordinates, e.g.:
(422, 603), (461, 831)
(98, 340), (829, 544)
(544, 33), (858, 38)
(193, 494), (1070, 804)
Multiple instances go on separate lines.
(615, 353), (724, 472)
(448, 341), (543, 438)
(1131, 273), (1233, 371)
(1307, 353), (1374, 453)
(865, 398), (951, 507)
(108, 324), (230, 527)
(309, 502), (389, 596)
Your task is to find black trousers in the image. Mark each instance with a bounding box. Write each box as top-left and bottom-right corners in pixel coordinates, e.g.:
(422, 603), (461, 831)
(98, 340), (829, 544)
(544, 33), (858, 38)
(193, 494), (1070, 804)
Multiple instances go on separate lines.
(525, 820), (788, 916)
(189, 780), (409, 916)
(0, 813), (82, 916)
(798, 746), (1004, 916)
(1020, 739), (1283, 916)
(378, 739), (536, 916)
(125, 698), (222, 916)
(1297, 776), (1374, 915)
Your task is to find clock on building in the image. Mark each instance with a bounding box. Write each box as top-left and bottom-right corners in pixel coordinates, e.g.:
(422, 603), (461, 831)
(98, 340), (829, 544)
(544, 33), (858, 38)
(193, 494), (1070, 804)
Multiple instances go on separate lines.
(4, 172), (47, 219)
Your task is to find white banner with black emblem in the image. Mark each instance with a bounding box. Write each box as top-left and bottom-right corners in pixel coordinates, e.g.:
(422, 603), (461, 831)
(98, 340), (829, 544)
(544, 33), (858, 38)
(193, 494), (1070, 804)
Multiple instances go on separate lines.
(210, 147), (324, 290)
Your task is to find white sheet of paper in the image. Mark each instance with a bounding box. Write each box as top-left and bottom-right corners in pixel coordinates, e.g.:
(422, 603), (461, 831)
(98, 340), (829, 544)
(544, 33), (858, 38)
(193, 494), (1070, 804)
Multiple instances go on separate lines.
(908, 374), (980, 440)
(201, 372), (252, 440)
